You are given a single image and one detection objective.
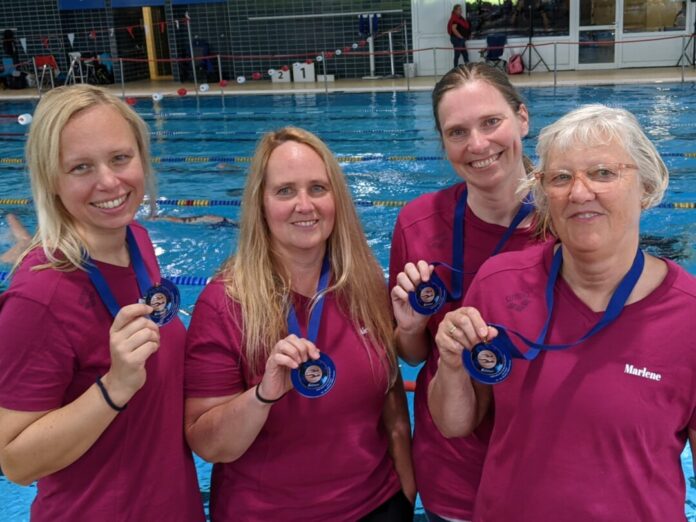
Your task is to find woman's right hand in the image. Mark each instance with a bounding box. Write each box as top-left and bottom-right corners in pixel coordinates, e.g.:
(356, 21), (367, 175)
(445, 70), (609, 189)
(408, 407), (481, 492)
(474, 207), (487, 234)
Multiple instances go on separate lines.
(258, 334), (320, 401)
(102, 303), (160, 407)
(391, 260), (434, 334)
(435, 307), (498, 370)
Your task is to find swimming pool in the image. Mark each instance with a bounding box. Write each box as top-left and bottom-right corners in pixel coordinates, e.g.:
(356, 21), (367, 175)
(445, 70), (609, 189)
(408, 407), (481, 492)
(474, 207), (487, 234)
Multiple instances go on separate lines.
(0, 83), (695, 520)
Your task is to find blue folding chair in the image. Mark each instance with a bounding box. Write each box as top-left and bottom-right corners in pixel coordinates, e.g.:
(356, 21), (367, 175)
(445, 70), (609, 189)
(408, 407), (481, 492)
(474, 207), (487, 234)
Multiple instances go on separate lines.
(480, 34), (508, 71)
(0, 57), (15, 80)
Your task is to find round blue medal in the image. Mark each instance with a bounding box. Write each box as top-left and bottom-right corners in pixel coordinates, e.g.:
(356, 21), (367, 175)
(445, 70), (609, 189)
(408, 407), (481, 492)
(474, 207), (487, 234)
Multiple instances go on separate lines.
(144, 278), (180, 326)
(291, 353), (336, 398)
(409, 277), (447, 315)
(463, 338), (512, 385)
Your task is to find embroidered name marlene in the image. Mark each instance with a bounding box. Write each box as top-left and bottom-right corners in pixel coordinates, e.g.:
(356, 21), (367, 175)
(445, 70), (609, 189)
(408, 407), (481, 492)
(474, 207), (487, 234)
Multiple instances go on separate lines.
(624, 363), (662, 381)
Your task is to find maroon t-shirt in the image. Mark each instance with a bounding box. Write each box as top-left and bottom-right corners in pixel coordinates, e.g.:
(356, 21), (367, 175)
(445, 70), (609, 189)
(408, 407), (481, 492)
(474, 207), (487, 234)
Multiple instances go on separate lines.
(185, 281), (400, 520)
(468, 242), (696, 521)
(389, 183), (538, 520)
(0, 222), (204, 522)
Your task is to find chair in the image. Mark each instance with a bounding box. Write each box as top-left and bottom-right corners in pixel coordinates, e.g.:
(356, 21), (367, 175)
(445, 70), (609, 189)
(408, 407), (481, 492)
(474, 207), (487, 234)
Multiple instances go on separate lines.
(480, 34), (508, 71)
(0, 57), (15, 79)
(35, 55), (60, 89)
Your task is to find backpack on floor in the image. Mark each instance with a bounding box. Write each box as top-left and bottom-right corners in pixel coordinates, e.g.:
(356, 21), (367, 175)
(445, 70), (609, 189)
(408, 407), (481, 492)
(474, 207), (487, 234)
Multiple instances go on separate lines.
(506, 54), (524, 75)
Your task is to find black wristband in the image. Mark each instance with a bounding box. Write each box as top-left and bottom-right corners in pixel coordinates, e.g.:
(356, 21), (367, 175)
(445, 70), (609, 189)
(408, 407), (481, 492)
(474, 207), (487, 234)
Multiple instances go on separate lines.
(254, 384), (284, 404)
(95, 376), (127, 412)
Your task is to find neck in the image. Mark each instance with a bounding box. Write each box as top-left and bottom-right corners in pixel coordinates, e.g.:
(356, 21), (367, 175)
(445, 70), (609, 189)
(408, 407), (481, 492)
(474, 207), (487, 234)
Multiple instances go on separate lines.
(281, 247), (326, 297)
(467, 178), (529, 226)
(81, 226), (130, 267)
(559, 241), (639, 312)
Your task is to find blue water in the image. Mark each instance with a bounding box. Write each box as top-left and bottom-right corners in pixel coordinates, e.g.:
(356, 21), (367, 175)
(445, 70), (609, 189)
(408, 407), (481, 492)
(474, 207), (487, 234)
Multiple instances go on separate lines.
(0, 84), (695, 521)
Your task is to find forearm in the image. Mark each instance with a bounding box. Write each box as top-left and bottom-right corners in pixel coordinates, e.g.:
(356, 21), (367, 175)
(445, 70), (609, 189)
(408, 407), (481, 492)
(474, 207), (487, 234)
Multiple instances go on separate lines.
(382, 375), (416, 502)
(185, 387), (274, 463)
(428, 360), (481, 438)
(395, 325), (429, 366)
(1, 385), (119, 485)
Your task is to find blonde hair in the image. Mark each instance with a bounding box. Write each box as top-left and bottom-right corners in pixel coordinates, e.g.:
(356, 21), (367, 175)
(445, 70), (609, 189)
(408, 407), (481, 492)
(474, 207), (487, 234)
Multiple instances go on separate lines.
(20, 84), (154, 271)
(219, 127), (397, 384)
(519, 104), (669, 236)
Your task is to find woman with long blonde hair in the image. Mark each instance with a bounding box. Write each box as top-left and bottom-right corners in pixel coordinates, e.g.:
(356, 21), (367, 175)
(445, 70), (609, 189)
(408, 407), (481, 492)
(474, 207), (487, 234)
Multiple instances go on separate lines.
(0, 84), (204, 521)
(185, 126), (414, 521)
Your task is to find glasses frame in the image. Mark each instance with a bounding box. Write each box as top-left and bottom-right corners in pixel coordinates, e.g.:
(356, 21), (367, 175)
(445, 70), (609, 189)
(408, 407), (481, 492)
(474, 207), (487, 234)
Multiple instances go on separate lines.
(535, 163), (638, 196)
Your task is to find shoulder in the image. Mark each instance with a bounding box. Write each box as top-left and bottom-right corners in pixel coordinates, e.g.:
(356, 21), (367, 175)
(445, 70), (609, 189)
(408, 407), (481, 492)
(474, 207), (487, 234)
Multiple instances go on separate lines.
(6, 248), (70, 306)
(130, 221), (153, 247)
(395, 183), (464, 230)
(476, 241), (550, 282)
(664, 260), (696, 300)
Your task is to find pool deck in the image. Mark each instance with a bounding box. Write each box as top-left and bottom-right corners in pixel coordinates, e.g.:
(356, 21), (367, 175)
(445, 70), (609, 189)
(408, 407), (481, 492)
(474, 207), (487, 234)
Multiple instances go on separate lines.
(1, 66), (695, 100)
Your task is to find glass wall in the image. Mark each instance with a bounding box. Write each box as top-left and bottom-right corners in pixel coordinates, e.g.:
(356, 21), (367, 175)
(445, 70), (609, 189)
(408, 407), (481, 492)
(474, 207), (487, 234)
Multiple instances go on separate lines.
(465, 0), (570, 38)
(624, 0), (687, 32)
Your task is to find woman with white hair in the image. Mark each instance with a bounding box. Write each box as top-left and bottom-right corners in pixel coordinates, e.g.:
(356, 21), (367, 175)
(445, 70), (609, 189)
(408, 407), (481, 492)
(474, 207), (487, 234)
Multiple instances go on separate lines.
(0, 85), (204, 521)
(429, 104), (696, 520)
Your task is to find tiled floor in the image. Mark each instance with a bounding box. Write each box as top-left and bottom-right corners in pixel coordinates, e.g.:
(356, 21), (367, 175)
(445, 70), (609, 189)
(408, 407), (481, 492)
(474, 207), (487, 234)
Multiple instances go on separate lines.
(1, 66), (695, 100)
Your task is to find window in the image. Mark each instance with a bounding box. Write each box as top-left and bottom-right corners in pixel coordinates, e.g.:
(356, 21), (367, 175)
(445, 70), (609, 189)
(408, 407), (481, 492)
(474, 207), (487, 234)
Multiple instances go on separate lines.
(623, 0), (687, 32)
(465, 0), (570, 38)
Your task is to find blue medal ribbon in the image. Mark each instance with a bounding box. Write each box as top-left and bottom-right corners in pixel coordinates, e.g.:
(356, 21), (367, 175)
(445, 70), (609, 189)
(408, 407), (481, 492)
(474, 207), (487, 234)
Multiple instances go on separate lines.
(410, 187), (534, 314)
(464, 246), (645, 383)
(85, 226), (154, 318)
(288, 253), (336, 398)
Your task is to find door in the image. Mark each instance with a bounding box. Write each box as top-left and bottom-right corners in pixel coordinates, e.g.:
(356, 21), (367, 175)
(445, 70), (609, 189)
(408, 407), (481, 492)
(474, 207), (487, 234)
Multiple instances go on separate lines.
(576, 0), (619, 67)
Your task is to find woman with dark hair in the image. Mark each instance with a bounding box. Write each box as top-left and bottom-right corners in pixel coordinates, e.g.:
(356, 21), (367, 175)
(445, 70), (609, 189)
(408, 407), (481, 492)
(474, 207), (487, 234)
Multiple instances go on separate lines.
(447, 5), (471, 67)
(390, 63), (540, 522)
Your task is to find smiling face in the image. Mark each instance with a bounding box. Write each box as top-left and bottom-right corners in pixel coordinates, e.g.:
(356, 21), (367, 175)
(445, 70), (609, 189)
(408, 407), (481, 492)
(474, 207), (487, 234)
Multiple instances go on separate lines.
(57, 104), (144, 248)
(437, 79), (529, 195)
(545, 139), (644, 258)
(262, 141), (336, 261)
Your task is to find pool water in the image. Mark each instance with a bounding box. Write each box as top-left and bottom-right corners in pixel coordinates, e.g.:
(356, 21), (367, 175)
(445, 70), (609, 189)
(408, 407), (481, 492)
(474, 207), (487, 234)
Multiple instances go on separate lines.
(0, 84), (695, 521)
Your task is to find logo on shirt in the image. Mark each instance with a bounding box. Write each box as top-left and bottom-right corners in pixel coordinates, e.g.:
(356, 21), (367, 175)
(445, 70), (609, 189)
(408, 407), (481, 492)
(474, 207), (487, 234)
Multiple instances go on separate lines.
(624, 363), (662, 382)
(505, 291), (530, 312)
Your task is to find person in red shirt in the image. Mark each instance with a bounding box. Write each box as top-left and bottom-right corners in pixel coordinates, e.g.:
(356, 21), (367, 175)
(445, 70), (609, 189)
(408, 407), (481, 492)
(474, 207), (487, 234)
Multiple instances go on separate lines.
(447, 4), (471, 68)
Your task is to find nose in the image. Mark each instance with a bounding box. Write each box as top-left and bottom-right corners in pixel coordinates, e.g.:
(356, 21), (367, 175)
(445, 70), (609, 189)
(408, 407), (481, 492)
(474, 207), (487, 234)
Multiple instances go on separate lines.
(567, 172), (596, 203)
(294, 190), (313, 213)
(95, 164), (120, 190)
(467, 128), (489, 153)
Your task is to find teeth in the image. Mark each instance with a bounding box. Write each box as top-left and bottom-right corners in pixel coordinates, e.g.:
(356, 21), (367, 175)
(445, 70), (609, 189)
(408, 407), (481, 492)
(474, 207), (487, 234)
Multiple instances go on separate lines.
(93, 194), (127, 209)
(470, 154), (499, 169)
(294, 220), (318, 227)
(575, 212), (598, 219)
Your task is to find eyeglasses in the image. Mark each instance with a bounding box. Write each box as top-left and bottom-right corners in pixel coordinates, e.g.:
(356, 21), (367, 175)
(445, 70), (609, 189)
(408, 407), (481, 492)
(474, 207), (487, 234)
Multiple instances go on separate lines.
(536, 163), (638, 196)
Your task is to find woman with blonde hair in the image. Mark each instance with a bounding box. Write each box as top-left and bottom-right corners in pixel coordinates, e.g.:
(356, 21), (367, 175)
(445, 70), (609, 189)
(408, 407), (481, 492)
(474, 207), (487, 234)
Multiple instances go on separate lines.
(185, 126), (415, 521)
(0, 84), (204, 521)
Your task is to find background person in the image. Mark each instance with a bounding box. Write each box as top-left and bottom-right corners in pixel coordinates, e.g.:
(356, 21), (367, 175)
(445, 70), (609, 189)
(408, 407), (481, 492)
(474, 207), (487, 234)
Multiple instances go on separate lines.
(448, 4), (471, 68)
(429, 104), (696, 520)
(389, 63), (539, 522)
(184, 126), (415, 521)
(0, 84), (204, 522)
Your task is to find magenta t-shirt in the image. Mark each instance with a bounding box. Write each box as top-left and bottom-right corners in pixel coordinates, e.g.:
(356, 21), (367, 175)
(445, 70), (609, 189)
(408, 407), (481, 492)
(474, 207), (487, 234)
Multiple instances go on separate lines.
(0, 222), (204, 522)
(467, 242), (696, 521)
(388, 182), (538, 520)
(185, 280), (400, 521)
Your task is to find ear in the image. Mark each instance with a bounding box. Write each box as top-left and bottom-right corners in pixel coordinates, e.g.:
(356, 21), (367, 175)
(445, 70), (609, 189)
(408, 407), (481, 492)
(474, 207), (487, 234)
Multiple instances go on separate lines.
(517, 104), (530, 139)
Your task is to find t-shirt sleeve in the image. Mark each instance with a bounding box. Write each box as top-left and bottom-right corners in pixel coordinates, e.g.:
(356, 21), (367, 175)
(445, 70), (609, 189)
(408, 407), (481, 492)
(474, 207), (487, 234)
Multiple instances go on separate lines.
(0, 295), (75, 411)
(185, 283), (246, 398)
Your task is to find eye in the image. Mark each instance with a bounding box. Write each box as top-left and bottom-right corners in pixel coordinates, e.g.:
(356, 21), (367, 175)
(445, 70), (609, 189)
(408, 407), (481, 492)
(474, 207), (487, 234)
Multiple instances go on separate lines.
(447, 128), (468, 140)
(546, 170), (573, 186)
(587, 166), (619, 182)
(69, 163), (91, 175)
(112, 154), (131, 165)
(276, 186), (293, 197)
(310, 184), (328, 194)
(482, 117), (501, 128)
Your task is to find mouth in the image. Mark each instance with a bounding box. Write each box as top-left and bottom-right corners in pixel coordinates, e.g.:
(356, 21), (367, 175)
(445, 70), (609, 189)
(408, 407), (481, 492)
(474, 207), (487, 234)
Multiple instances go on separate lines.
(569, 211), (602, 219)
(469, 152), (502, 169)
(292, 219), (319, 227)
(91, 193), (129, 210)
